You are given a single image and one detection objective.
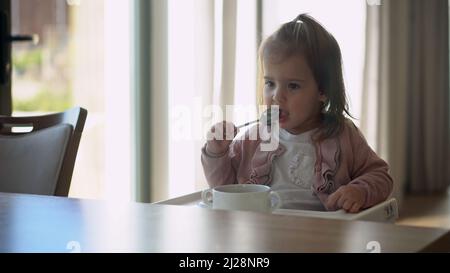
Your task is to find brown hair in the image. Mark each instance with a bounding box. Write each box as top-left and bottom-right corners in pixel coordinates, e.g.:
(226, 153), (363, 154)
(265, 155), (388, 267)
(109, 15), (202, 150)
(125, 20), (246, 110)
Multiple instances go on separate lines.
(257, 14), (352, 142)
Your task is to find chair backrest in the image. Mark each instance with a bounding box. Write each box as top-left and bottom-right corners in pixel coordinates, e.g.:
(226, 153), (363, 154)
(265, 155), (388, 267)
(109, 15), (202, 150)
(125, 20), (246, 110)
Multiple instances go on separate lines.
(0, 107), (87, 196)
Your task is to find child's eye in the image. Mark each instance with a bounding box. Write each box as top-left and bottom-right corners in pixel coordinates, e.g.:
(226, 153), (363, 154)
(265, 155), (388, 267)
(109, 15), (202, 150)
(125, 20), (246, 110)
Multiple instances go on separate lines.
(264, 80), (274, 88)
(288, 83), (301, 90)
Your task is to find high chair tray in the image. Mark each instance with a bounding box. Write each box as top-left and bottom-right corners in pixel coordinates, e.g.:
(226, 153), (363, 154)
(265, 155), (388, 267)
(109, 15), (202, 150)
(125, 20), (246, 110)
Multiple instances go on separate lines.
(156, 191), (398, 223)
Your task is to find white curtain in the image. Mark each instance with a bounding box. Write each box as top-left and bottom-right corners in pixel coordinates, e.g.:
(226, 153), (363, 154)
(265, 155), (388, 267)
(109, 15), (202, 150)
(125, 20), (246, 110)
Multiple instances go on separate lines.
(218, 0), (237, 108)
(193, 0), (216, 192)
(168, 0), (252, 199)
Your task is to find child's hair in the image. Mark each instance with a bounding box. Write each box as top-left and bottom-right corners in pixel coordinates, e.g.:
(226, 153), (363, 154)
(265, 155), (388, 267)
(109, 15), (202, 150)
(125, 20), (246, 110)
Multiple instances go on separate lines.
(257, 14), (352, 142)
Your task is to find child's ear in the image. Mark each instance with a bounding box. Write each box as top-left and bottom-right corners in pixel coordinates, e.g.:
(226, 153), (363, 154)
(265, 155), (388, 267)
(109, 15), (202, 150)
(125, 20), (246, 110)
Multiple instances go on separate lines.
(319, 91), (327, 103)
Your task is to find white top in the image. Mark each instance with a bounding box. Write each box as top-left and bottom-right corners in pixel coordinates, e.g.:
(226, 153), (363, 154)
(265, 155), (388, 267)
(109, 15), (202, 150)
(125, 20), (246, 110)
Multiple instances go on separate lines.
(270, 128), (325, 211)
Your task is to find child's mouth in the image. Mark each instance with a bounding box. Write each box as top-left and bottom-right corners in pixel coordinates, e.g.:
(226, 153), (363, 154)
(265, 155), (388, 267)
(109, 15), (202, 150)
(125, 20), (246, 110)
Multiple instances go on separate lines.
(279, 109), (289, 123)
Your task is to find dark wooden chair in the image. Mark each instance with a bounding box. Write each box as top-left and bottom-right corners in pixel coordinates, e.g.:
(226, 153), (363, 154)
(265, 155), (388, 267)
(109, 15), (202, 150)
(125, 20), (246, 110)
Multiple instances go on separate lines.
(0, 107), (87, 196)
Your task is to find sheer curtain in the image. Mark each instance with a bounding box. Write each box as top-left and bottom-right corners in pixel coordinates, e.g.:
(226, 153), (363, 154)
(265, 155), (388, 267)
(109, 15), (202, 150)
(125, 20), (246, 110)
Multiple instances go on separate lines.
(167, 0), (257, 200)
(362, 0), (450, 207)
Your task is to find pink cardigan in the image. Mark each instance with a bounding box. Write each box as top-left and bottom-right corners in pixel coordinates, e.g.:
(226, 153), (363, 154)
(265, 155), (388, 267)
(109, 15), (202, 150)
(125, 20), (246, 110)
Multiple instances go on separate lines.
(201, 120), (393, 211)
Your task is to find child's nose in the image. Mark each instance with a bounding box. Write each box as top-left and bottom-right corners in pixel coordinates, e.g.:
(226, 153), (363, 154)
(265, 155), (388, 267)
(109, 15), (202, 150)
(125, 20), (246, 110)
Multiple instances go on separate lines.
(272, 88), (286, 103)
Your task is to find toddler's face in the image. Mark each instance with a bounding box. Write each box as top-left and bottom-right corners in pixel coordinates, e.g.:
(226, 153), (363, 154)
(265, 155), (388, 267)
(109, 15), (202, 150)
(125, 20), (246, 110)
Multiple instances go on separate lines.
(263, 53), (326, 135)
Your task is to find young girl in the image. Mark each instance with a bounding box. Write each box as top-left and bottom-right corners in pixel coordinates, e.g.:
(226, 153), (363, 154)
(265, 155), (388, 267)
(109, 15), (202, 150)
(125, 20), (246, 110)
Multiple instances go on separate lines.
(201, 14), (393, 213)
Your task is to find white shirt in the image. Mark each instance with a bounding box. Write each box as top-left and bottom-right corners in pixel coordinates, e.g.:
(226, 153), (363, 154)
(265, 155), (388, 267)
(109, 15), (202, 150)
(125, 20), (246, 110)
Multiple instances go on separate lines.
(270, 128), (325, 211)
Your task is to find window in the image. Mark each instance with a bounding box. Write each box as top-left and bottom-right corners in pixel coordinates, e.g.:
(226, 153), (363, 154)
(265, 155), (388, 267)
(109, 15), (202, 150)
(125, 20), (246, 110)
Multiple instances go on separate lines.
(11, 0), (132, 201)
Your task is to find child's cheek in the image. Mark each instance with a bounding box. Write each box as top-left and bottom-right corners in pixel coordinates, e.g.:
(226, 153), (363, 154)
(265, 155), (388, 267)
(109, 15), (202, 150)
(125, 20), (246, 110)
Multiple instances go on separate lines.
(263, 95), (273, 105)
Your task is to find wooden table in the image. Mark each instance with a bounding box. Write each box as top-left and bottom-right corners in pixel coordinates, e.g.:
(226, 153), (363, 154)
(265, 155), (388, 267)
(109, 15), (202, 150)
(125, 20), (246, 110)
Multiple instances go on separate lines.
(0, 192), (449, 252)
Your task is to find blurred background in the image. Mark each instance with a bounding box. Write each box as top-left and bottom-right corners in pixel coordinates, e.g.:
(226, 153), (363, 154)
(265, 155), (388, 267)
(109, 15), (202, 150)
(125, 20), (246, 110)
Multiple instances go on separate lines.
(1, 0), (449, 228)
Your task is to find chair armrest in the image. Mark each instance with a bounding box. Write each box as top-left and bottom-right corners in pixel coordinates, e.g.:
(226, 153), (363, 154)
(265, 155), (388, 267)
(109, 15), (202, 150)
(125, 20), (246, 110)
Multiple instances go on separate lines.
(349, 198), (399, 223)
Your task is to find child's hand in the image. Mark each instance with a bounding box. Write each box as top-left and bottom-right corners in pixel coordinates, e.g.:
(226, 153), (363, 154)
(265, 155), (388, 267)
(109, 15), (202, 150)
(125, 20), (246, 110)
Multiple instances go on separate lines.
(326, 185), (366, 213)
(206, 121), (238, 155)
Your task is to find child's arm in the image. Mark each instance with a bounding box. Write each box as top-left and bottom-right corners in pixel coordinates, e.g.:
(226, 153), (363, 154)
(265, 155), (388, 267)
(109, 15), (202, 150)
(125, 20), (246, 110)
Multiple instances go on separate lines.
(341, 126), (393, 210)
(325, 125), (393, 212)
(201, 121), (241, 187)
(347, 142), (393, 209)
(201, 140), (241, 187)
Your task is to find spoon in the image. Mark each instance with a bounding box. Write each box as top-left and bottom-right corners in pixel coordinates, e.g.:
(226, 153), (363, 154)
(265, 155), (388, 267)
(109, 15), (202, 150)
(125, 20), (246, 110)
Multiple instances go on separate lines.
(236, 108), (279, 129)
